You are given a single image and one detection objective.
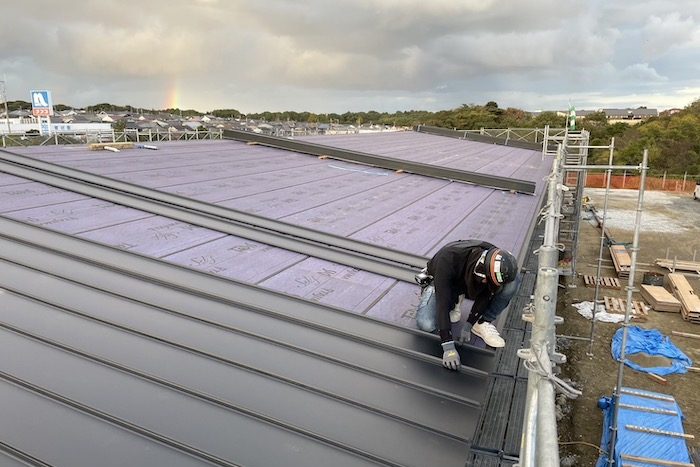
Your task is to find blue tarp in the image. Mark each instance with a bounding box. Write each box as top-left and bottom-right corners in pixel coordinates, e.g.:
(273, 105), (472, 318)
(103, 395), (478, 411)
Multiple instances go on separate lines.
(611, 326), (692, 376)
(596, 388), (691, 466)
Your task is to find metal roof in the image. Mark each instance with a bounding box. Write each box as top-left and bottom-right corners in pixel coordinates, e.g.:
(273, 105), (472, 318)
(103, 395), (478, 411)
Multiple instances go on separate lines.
(0, 131), (551, 466)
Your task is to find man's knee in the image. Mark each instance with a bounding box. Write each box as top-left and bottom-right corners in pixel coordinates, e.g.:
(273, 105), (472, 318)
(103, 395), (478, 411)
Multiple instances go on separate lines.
(416, 314), (437, 333)
(416, 315), (437, 333)
(499, 275), (521, 300)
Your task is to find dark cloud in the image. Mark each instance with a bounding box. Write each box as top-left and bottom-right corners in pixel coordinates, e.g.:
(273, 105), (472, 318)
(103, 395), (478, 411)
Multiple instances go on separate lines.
(1, 0), (699, 112)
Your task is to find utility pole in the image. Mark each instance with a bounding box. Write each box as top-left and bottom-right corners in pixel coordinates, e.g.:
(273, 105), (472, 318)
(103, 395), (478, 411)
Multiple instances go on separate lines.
(1, 75), (10, 134)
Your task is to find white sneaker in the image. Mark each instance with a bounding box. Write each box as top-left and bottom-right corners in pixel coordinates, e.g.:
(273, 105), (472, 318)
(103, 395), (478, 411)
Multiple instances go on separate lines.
(471, 321), (506, 348)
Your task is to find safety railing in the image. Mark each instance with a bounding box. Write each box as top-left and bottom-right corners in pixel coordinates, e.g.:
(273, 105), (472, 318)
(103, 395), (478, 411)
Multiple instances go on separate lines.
(517, 144), (580, 467)
(463, 127), (568, 144)
(0, 128), (225, 148)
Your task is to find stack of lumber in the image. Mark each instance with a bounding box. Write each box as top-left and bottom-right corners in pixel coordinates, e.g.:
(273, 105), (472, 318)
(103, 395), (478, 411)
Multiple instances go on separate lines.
(655, 258), (700, 274)
(609, 245), (631, 279)
(88, 142), (134, 151)
(667, 273), (700, 323)
(640, 284), (682, 313)
(604, 296), (649, 322)
(582, 274), (621, 289)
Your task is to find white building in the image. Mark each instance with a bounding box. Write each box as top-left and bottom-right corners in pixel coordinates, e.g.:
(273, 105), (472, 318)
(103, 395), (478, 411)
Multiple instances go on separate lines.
(0, 115), (111, 135)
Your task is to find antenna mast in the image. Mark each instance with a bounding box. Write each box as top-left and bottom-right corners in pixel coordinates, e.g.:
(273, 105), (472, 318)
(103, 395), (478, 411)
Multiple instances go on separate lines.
(1, 75), (10, 134)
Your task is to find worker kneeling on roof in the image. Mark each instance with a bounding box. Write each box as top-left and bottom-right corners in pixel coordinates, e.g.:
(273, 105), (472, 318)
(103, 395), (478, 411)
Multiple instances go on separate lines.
(414, 240), (519, 371)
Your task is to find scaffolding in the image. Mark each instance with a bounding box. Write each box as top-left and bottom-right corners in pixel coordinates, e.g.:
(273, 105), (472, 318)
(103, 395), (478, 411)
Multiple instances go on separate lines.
(463, 126), (567, 144)
(517, 142), (575, 467)
(605, 150), (649, 465)
(516, 129), (649, 465)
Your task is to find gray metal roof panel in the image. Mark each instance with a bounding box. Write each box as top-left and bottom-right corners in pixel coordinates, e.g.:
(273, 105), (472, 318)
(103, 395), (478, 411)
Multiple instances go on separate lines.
(0, 322), (445, 467)
(0, 217), (492, 378)
(0, 446), (43, 467)
(0, 328), (389, 467)
(0, 377), (216, 467)
(0, 257), (489, 405)
(0, 280), (481, 441)
(0, 219), (485, 466)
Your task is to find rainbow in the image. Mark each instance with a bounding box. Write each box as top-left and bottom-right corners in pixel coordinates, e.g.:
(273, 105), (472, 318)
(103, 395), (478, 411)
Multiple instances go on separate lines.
(165, 82), (180, 109)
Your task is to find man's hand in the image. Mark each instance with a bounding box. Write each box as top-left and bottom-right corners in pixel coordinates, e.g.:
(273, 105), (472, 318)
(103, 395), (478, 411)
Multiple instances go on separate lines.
(441, 341), (461, 370)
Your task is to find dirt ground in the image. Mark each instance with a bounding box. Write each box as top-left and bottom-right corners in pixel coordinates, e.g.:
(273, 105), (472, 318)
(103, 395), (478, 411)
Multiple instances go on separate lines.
(556, 188), (700, 466)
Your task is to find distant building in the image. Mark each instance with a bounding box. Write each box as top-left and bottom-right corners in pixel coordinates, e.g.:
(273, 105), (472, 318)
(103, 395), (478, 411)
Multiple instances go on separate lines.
(0, 113), (111, 135)
(182, 121), (203, 130)
(96, 111), (115, 123)
(557, 107), (658, 125)
(601, 107), (657, 124)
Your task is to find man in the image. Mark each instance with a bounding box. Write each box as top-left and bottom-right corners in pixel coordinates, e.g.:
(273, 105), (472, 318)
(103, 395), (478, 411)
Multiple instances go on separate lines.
(415, 240), (519, 370)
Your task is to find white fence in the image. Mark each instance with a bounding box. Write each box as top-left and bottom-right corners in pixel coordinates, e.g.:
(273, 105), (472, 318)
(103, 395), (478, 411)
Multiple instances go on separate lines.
(1, 128), (225, 148)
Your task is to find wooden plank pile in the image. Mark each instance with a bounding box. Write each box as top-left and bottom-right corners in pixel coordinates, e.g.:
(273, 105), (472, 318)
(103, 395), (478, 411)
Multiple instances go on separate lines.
(640, 284), (682, 313)
(609, 245), (631, 279)
(667, 273), (700, 323)
(582, 274), (621, 289)
(88, 142), (134, 151)
(604, 296), (649, 322)
(655, 258), (700, 274)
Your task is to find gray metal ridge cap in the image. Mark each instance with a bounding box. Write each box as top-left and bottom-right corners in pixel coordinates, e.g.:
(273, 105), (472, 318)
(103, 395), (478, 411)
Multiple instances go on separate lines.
(0, 215), (494, 365)
(222, 129), (537, 194)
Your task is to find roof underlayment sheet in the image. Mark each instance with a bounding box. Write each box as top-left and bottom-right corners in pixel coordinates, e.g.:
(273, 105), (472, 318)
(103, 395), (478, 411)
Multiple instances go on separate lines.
(223, 129), (538, 193)
(0, 132), (552, 466)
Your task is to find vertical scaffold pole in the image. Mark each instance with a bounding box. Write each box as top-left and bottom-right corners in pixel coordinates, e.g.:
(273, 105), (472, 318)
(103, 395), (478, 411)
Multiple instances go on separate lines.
(520, 267), (560, 467)
(589, 138), (615, 355)
(606, 149), (648, 466)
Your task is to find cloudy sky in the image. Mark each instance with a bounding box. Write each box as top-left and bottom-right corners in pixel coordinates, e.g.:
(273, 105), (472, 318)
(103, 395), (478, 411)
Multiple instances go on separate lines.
(2, 0), (700, 113)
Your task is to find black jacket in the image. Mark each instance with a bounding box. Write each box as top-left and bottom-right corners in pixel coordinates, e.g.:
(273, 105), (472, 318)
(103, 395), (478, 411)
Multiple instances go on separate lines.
(426, 240), (496, 342)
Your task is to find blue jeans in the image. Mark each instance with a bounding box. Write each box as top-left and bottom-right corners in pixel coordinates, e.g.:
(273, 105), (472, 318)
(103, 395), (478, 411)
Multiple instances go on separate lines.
(415, 275), (521, 332)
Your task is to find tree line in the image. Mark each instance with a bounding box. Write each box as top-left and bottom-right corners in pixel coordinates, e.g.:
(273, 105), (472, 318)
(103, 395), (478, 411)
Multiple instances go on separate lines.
(218, 102), (567, 129)
(4, 98), (698, 175)
(579, 103), (700, 176)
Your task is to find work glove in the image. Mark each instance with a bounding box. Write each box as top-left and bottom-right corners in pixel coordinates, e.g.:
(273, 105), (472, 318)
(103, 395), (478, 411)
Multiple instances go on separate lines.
(441, 341), (461, 371)
(414, 267), (433, 288)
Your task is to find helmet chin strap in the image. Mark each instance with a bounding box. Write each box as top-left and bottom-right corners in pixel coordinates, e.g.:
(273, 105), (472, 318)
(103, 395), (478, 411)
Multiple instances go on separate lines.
(488, 249), (503, 285)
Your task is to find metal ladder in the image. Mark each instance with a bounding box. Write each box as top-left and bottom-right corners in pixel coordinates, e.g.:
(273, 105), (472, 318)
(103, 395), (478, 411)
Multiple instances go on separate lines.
(541, 125), (566, 159)
(559, 130), (590, 275)
(540, 128), (591, 276)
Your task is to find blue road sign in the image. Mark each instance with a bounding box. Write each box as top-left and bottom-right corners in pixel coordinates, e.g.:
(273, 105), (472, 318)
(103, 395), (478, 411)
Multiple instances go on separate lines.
(30, 90), (53, 116)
